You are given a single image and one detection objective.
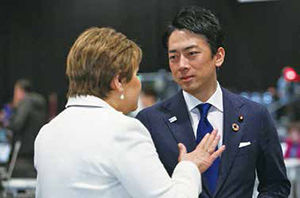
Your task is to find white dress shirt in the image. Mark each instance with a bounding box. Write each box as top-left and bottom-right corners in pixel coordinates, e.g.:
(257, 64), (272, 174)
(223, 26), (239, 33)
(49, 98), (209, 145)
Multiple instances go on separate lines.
(183, 82), (224, 147)
(34, 95), (201, 198)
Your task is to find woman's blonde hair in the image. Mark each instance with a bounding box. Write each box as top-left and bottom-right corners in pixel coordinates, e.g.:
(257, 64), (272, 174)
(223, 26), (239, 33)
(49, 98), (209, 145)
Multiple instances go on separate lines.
(66, 27), (142, 99)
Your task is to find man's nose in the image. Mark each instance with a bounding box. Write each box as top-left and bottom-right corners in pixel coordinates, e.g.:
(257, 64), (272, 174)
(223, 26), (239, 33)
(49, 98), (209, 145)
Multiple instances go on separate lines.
(179, 55), (189, 71)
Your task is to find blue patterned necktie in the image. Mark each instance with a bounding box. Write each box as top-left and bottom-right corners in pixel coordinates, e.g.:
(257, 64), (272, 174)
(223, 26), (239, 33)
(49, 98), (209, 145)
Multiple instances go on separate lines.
(196, 103), (220, 194)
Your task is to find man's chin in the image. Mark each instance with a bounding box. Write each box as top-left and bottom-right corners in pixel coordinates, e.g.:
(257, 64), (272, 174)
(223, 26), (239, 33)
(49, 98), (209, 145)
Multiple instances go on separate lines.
(180, 85), (193, 93)
(181, 86), (198, 96)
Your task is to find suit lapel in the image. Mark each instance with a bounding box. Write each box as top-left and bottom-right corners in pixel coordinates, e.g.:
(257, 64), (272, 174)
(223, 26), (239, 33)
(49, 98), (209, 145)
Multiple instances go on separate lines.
(162, 91), (212, 195)
(162, 91), (196, 153)
(214, 89), (245, 196)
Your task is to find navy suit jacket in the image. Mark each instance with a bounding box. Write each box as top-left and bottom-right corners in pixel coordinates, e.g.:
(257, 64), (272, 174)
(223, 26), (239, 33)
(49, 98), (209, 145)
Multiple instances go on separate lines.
(136, 88), (290, 198)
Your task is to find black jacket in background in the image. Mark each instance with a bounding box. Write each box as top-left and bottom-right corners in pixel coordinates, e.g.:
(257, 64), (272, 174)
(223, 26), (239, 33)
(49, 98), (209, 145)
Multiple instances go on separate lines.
(8, 92), (47, 158)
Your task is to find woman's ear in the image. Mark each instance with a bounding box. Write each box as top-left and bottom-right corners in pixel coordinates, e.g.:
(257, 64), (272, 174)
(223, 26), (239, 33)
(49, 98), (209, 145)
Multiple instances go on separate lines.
(110, 74), (123, 91)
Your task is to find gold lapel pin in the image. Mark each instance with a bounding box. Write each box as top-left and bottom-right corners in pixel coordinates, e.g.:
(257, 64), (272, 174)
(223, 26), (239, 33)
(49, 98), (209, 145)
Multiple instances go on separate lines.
(238, 115), (244, 123)
(232, 123), (239, 132)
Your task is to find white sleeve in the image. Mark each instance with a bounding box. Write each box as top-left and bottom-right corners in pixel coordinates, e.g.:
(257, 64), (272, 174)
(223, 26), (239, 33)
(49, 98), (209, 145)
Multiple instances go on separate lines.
(109, 119), (201, 198)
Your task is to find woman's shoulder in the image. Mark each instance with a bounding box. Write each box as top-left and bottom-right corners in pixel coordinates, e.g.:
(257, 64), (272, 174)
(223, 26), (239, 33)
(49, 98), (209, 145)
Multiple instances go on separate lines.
(113, 111), (146, 130)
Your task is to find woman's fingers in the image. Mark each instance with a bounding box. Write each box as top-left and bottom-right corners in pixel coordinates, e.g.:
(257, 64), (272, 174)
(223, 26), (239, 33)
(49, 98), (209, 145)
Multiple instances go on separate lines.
(204, 130), (217, 152)
(197, 133), (210, 149)
(210, 145), (226, 161)
(207, 132), (220, 153)
(195, 129), (225, 162)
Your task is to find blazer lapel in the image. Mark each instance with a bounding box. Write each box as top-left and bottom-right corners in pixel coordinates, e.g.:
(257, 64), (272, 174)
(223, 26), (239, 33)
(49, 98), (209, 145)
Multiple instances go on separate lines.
(162, 91), (196, 153)
(214, 88), (245, 196)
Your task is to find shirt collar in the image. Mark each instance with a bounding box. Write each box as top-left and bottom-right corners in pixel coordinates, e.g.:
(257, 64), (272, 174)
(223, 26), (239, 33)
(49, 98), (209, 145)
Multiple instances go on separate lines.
(65, 95), (117, 112)
(183, 82), (223, 112)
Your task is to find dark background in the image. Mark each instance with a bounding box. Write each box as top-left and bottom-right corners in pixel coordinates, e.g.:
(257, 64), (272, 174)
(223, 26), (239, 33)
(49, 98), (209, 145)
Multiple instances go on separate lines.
(1, 0), (299, 111)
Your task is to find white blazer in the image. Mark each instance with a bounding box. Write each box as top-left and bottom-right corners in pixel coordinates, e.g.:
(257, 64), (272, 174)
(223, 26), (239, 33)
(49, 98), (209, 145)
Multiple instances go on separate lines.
(34, 95), (201, 198)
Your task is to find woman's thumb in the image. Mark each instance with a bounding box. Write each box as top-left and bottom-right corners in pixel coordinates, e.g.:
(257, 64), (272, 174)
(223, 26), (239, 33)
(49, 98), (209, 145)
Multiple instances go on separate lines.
(178, 143), (187, 161)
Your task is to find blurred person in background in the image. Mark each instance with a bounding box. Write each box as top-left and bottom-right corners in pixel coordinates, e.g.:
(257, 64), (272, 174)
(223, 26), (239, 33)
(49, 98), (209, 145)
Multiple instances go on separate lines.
(34, 27), (225, 198)
(0, 102), (13, 128)
(277, 67), (296, 105)
(127, 86), (158, 117)
(47, 92), (58, 121)
(0, 118), (13, 164)
(140, 86), (158, 108)
(7, 79), (47, 177)
(137, 6), (290, 198)
(284, 122), (300, 158)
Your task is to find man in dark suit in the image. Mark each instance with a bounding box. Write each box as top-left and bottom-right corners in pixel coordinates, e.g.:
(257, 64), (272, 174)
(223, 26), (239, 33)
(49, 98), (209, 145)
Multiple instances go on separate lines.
(136, 6), (290, 198)
(8, 79), (47, 177)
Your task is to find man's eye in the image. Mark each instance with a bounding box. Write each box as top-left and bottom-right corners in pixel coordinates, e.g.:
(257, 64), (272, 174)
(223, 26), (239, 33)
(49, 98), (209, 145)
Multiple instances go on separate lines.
(169, 55), (176, 60)
(189, 51), (198, 56)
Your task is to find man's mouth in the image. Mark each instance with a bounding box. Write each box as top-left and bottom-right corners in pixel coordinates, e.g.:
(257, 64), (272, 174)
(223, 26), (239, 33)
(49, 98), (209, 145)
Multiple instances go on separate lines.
(180, 76), (193, 82)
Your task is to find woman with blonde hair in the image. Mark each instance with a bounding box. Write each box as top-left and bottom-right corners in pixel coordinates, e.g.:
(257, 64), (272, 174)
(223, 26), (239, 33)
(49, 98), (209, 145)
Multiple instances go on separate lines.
(34, 27), (225, 198)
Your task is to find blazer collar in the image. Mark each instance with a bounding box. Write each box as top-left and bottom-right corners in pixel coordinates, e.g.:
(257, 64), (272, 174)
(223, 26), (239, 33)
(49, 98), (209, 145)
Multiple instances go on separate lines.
(65, 95), (117, 112)
(183, 82), (224, 113)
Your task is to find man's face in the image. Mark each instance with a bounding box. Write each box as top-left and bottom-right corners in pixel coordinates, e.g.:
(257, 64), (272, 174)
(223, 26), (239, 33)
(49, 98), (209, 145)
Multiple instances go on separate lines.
(13, 85), (26, 107)
(168, 29), (224, 97)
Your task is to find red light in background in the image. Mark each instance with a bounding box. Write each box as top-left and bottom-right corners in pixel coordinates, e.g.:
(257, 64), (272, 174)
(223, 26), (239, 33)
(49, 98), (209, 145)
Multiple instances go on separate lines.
(285, 69), (296, 81)
(283, 67), (300, 82)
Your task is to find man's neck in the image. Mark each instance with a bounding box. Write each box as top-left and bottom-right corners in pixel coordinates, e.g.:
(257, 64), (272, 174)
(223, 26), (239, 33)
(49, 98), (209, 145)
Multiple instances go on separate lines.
(191, 81), (218, 102)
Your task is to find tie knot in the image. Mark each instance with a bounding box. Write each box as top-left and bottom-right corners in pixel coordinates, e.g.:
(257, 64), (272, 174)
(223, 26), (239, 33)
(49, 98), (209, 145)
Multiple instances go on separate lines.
(197, 103), (212, 118)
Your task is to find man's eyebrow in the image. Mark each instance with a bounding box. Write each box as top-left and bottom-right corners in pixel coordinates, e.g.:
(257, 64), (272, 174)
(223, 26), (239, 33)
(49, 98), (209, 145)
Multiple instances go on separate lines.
(184, 45), (198, 51)
(168, 45), (198, 53)
(168, 49), (176, 53)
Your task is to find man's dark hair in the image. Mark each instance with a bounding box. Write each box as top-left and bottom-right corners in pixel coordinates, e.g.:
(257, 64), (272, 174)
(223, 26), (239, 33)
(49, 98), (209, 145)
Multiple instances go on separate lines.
(163, 6), (224, 55)
(15, 79), (33, 93)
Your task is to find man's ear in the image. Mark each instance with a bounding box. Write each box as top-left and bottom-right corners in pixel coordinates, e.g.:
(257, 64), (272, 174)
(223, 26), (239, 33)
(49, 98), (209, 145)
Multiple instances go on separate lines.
(215, 47), (225, 68)
(110, 74), (123, 91)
